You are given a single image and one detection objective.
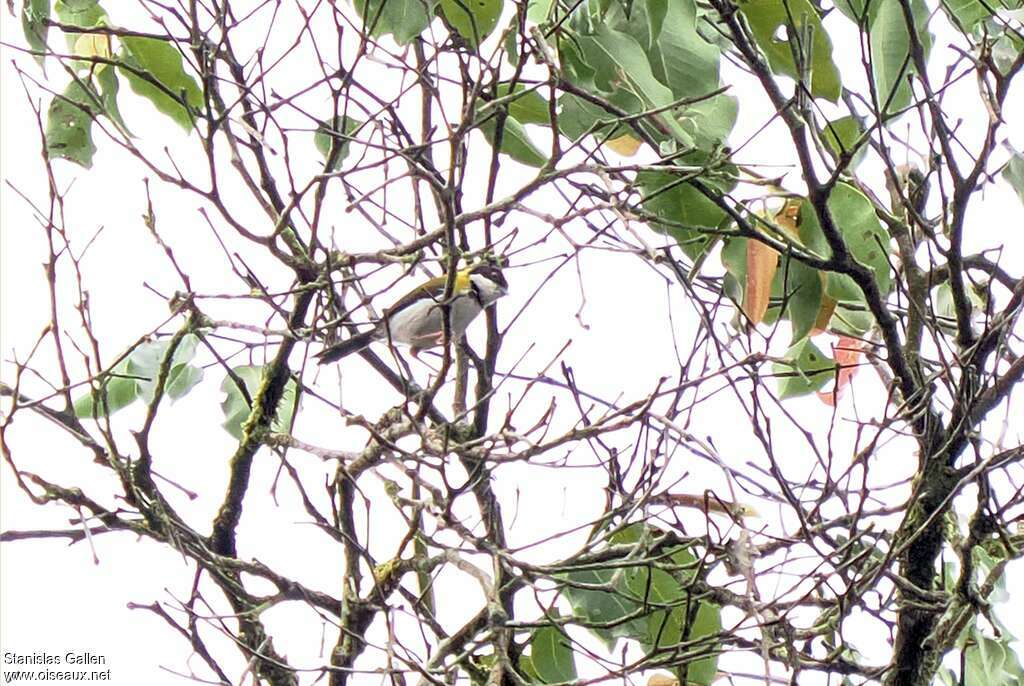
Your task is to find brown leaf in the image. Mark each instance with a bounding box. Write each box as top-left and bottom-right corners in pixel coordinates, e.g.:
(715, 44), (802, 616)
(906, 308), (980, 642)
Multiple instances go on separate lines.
(812, 289), (837, 335)
(743, 239), (778, 325)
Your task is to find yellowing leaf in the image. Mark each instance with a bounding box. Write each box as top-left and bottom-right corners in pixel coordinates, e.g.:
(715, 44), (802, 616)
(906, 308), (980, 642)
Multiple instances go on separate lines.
(74, 32), (112, 62)
(605, 133), (641, 156)
(775, 198), (802, 238)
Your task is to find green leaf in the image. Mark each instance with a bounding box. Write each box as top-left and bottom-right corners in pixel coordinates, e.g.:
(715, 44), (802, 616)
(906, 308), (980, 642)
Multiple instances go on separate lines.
(314, 115), (363, 171)
(54, 0), (106, 33)
(45, 80), (98, 167)
(560, 524), (720, 685)
(738, 0), (841, 102)
(580, 26), (694, 146)
(478, 113), (548, 167)
(530, 624), (577, 683)
(21, 0), (51, 61)
(939, 0), (996, 31)
(832, 0), (871, 23)
(494, 83), (550, 125)
(773, 339), (835, 398)
(527, 0), (554, 23)
(608, 525), (721, 686)
(964, 629), (1010, 686)
(556, 90), (642, 143)
(679, 92), (737, 150)
(561, 567), (639, 649)
(798, 183), (892, 302)
(646, 0), (669, 46)
(828, 304), (874, 336)
(647, 0), (721, 100)
(439, 0), (503, 47)
(776, 258), (823, 343)
(74, 369), (139, 418)
(637, 164), (736, 258)
(822, 115), (867, 170)
(220, 365), (299, 440)
(866, 0), (932, 114)
(1002, 152), (1024, 207)
(351, 0), (434, 45)
(94, 64), (130, 134)
(166, 364), (204, 400)
(120, 36), (203, 131)
(127, 334), (201, 404)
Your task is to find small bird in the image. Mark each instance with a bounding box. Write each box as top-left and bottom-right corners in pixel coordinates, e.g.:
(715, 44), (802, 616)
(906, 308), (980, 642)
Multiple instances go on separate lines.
(316, 264), (508, 363)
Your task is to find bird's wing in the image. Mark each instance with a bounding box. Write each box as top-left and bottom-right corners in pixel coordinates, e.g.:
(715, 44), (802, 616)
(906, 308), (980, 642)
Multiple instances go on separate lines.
(385, 271), (470, 316)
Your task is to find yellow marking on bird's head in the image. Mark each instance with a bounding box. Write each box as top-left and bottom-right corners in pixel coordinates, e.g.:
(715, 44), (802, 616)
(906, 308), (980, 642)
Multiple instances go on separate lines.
(454, 269), (472, 294)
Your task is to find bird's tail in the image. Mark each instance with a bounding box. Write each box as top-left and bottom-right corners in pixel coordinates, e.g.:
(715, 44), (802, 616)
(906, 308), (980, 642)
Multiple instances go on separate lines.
(316, 330), (377, 364)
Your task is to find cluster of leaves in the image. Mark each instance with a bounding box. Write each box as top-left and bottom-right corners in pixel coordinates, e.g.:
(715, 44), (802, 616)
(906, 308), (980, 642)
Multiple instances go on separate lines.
(74, 334), (203, 418)
(554, 524), (722, 685)
(25, 0), (203, 167)
(74, 335), (297, 441)
(934, 549), (1024, 686)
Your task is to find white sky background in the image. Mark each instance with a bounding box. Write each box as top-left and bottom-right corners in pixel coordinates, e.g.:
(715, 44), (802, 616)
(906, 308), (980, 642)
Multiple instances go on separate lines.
(1, 1), (1023, 684)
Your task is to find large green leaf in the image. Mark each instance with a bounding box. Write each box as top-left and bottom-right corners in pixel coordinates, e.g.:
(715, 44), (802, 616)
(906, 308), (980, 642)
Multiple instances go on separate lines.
(562, 567), (638, 649)
(610, 525), (721, 686)
(637, 163), (736, 258)
(439, 0), (503, 47)
(74, 361), (139, 419)
(220, 365), (299, 440)
(739, 0), (841, 102)
(679, 93), (737, 150)
(478, 112), (548, 167)
(21, 0), (51, 61)
(556, 88), (643, 144)
(775, 257), (824, 343)
(527, 0), (555, 23)
(128, 335), (203, 403)
(939, 0), (998, 31)
(579, 26), (694, 146)
(864, 0), (932, 114)
(54, 0), (106, 32)
(647, 0), (720, 100)
(773, 339), (835, 398)
(45, 80), (98, 167)
(963, 627), (1024, 686)
(120, 37), (203, 131)
(351, 0), (434, 45)
(530, 624), (578, 683)
(798, 184), (892, 302)
(494, 83), (550, 125)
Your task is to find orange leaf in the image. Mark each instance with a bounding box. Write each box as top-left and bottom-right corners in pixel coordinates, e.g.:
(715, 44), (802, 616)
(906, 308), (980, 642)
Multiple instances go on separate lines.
(743, 239), (778, 325)
(818, 336), (864, 405)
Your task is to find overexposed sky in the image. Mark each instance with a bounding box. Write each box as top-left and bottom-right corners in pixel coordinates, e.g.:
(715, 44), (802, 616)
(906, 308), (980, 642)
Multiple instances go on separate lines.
(2, 3), (1023, 685)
